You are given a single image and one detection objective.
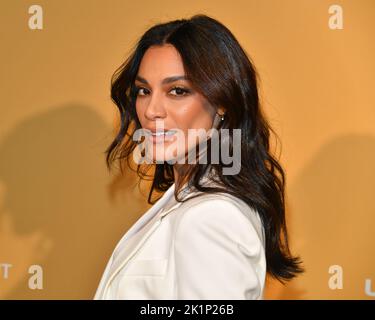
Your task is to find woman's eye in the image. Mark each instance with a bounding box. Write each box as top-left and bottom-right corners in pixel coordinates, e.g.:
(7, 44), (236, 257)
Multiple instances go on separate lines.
(135, 87), (148, 96)
(135, 86), (190, 97)
(170, 86), (190, 96)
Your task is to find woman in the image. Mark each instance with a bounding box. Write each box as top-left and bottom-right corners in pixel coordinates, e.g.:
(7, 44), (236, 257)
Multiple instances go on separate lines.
(94, 14), (303, 300)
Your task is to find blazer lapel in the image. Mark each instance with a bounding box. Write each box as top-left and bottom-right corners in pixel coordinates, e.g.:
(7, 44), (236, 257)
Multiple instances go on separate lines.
(98, 182), (185, 299)
(96, 173), (217, 299)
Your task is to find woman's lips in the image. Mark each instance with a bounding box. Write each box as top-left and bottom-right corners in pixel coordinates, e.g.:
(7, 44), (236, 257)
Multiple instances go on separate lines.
(148, 130), (177, 143)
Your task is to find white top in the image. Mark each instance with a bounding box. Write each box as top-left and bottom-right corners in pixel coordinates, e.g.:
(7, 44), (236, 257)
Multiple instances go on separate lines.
(94, 178), (266, 300)
(105, 185), (180, 299)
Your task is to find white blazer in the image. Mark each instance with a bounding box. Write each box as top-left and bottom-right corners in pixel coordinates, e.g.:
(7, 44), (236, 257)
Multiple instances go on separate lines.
(94, 177), (266, 300)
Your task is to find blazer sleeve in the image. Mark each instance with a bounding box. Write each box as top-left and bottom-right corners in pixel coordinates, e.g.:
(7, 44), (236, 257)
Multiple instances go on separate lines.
(173, 198), (266, 300)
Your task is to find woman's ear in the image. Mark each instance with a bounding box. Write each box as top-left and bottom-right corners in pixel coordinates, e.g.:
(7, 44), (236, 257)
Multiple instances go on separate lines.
(217, 106), (225, 116)
(212, 113), (220, 129)
(210, 106), (226, 130)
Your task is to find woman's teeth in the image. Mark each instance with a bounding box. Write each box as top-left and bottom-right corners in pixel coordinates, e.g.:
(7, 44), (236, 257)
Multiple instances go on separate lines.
(151, 130), (176, 136)
(148, 130), (177, 143)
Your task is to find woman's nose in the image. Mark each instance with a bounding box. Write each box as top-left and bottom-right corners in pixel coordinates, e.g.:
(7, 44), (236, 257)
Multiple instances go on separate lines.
(144, 92), (167, 121)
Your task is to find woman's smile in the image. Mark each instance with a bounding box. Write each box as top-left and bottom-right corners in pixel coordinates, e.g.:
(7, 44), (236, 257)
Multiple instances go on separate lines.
(148, 130), (177, 144)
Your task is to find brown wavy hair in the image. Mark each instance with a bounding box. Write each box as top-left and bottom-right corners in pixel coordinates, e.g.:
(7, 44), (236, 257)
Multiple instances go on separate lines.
(105, 14), (304, 283)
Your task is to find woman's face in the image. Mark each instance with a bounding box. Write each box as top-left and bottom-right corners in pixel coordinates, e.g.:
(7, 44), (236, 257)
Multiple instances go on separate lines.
(135, 44), (219, 163)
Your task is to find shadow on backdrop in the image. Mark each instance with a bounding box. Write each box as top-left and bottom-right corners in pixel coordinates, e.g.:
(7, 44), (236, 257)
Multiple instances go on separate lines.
(268, 134), (375, 299)
(0, 104), (146, 299)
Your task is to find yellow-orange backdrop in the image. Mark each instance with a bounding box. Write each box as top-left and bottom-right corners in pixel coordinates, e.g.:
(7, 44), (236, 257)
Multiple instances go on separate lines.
(0, 0), (374, 299)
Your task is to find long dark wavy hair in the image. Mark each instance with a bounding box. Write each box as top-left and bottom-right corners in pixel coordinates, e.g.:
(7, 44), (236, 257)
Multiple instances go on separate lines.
(105, 14), (304, 283)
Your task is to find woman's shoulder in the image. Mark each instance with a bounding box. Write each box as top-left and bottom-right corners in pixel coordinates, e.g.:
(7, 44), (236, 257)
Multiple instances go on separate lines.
(174, 190), (265, 249)
(180, 188), (261, 223)
(169, 189), (267, 300)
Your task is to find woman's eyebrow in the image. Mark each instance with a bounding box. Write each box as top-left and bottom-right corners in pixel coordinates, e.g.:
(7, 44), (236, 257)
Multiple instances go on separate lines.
(135, 75), (189, 85)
